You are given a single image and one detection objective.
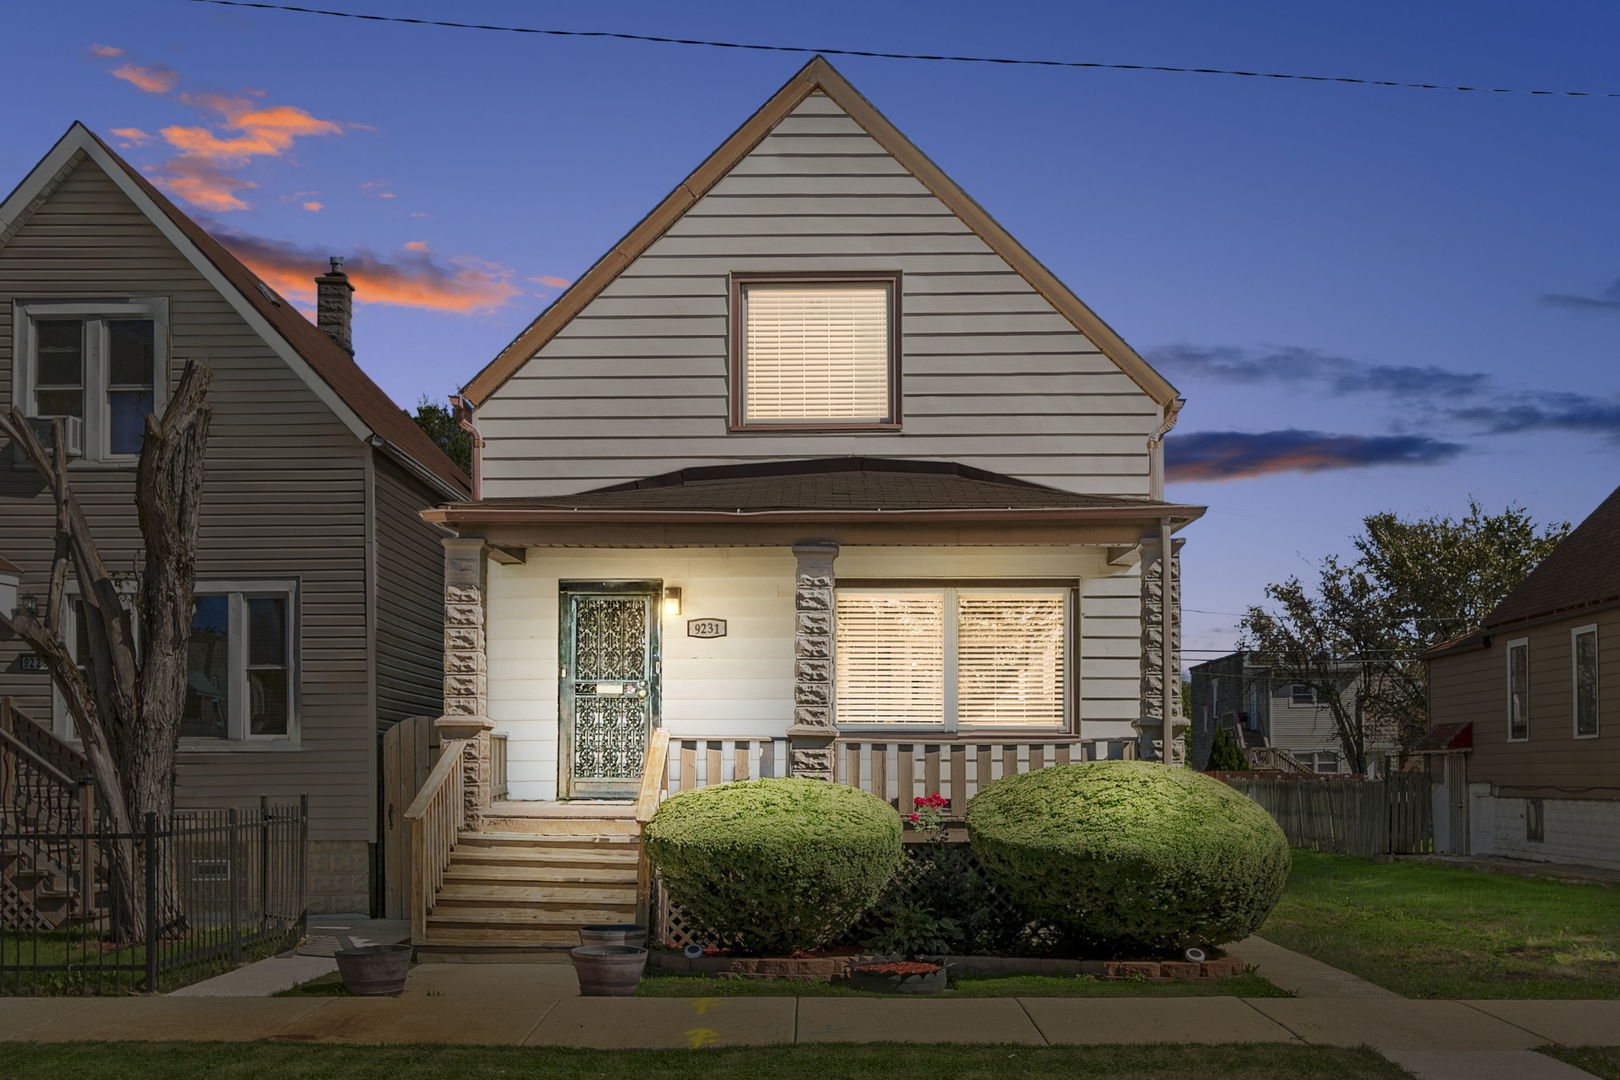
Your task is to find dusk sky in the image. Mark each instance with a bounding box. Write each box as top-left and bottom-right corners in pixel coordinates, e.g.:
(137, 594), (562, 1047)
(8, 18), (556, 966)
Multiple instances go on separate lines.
(8, 0), (1617, 660)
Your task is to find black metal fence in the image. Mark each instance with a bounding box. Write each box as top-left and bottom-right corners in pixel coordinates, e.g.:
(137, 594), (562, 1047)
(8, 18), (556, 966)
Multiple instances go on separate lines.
(1, 797), (308, 994)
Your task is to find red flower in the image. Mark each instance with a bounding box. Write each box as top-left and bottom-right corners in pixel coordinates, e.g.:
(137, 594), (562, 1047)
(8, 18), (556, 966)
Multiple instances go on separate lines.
(907, 813), (920, 822)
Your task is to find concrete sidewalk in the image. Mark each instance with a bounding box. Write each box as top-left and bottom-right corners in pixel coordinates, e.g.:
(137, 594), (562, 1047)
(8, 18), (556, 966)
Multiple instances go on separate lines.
(168, 917), (410, 998)
(4, 965), (1619, 1055)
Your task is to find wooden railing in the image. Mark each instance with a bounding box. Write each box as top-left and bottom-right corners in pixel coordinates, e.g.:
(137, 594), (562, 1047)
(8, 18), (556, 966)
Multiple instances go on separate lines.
(489, 733), (509, 801)
(1244, 745), (1315, 775)
(664, 736), (788, 794)
(834, 738), (1091, 812)
(402, 738), (470, 945)
(0, 698), (101, 929)
(633, 729), (671, 928)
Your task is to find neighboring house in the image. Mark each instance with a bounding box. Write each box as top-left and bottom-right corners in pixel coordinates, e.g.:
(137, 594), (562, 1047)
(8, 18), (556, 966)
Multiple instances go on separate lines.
(1423, 484), (1619, 868)
(404, 58), (1203, 953)
(1189, 650), (1373, 773)
(0, 125), (470, 913)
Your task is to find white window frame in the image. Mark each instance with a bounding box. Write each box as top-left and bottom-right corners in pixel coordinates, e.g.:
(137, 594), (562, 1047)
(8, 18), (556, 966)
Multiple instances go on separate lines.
(834, 585), (1072, 734)
(52, 579), (299, 749)
(1288, 683), (1317, 705)
(1505, 637), (1530, 742)
(1572, 623), (1599, 740)
(12, 297), (170, 465)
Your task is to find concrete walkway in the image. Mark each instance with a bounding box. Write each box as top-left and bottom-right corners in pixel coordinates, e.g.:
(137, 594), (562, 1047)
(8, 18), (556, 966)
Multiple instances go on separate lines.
(168, 917), (410, 998)
(1232, 936), (1401, 998)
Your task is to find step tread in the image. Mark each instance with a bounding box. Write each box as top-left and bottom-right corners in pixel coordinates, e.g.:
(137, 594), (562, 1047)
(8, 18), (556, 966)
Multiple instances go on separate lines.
(442, 866), (638, 885)
(428, 906), (636, 926)
(437, 884), (635, 902)
(460, 831), (640, 846)
(450, 849), (637, 867)
(419, 927), (584, 946)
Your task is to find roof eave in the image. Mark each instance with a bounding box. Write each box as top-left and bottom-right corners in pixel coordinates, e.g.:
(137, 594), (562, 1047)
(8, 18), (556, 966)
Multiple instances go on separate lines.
(423, 504), (1207, 526)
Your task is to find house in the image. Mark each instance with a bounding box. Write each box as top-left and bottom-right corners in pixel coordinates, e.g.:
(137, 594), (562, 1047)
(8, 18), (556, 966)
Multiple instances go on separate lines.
(402, 57), (1203, 953)
(1189, 650), (1385, 773)
(1423, 484), (1619, 868)
(0, 124), (470, 913)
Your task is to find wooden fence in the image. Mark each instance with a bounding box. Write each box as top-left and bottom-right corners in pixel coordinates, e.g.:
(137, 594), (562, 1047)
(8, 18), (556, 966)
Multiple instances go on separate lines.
(1220, 772), (1432, 857)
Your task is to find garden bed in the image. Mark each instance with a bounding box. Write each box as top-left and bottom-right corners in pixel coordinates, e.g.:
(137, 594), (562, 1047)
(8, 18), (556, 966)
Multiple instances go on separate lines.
(649, 949), (1248, 981)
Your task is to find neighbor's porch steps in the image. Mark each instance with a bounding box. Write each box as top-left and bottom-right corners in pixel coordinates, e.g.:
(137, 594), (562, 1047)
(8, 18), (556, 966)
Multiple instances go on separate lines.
(415, 807), (642, 959)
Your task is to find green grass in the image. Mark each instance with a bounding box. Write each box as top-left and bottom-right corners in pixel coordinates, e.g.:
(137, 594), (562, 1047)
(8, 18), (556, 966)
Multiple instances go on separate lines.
(4, 1042), (1412, 1080)
(1261, 850), (1620, 999)
(273, 970), (351, 997)
(1541, 1046), (1620, 1080)
(1, 928), (290, 996)
(638, 968), (1288, 998)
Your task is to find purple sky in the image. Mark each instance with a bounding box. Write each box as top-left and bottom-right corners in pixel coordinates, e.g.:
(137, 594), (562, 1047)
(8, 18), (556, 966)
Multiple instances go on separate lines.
(8, 0), (1617, 658)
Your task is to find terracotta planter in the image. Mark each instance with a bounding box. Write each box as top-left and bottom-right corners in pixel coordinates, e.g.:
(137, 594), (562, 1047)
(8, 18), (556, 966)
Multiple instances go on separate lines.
(578, 924), (648, 949)
(334, 944), (413, 997)
(849, 961), (947, 994)
(571, 944), (649, 996)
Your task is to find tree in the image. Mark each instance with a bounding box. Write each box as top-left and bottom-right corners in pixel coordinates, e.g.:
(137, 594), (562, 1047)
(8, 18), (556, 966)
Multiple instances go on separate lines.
(0, 362), (212, 940)
(1241, 501), (1567, 767)
(409, 395), (471, 474)
(1206, 728), (1247, 772)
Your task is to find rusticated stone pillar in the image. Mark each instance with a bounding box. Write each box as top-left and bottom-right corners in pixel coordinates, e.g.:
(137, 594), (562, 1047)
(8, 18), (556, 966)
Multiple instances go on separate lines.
(1134, 535), (1189, 764)
(787, 542), (839, 780)
(440, 536), (494, 820)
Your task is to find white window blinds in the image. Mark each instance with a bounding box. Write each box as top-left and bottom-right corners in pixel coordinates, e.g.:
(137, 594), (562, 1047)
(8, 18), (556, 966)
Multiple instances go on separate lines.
(835, 588), (1069, 730)
(834, 592), (946, 726)
(957, 592), (1066, 728)
(741, 282), (891, 423)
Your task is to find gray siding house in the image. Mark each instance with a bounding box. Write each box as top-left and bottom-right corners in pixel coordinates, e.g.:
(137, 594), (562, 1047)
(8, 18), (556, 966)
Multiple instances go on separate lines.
(1189, 650), (1378, 773)
(0, 124), (470, 912)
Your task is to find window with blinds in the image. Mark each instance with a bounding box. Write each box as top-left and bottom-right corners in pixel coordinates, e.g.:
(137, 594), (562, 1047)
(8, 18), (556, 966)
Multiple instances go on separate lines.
(736, 279), (895, 426)
(835, 588), (1069, 731)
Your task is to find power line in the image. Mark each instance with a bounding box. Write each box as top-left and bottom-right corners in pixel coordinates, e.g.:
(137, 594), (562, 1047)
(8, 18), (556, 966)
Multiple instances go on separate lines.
(185, 0), (1620, 100)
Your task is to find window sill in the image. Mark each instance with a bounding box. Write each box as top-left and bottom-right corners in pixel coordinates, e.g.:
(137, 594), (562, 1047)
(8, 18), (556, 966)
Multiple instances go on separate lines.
(728, 422), (902, 434)
(177, 739), (303, 753)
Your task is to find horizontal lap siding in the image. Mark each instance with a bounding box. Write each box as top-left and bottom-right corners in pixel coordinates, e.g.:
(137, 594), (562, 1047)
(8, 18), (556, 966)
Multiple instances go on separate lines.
(0, 156), (376, 841)
(373, 455), (447, 726)
(1431, 607), (1620, 795)
(478, 93), (1159, 499)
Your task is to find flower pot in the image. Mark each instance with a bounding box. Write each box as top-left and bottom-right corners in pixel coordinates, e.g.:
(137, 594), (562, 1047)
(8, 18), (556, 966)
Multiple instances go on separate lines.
(849, 961), (947, 995)
(570, 944), (649, 996)
(334, 944), (413, 997)
(578, 924), (648, 949)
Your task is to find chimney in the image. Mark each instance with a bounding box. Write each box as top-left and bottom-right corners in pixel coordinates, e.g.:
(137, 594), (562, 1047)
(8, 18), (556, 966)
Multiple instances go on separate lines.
(315, 256), (354, 353)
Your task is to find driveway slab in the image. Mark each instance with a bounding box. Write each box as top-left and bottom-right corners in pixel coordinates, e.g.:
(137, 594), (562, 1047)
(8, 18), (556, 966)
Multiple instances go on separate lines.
(1462, 1001), (1620, 1046)
(797, 997), (1043, 1044)
(272, 992), (559, 1045)
(1247, 999), (1545, 1051)
(15, 997), (327, 1042)
(0, 999), (95, 1041)
(1021, 997), (1298, 1044)
(527, 997), (794, 1049)
(1384, 1049), (1604, 1080)
(1232, 936), (1400, 998)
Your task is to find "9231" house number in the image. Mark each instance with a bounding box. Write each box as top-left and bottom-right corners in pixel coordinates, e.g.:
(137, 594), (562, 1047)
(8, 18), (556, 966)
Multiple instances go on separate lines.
(687, 618), (727, 639)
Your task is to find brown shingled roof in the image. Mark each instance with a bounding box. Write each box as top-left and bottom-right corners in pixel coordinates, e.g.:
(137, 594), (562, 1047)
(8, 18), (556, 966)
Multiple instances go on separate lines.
(1480, 484), (1620, 631)
(55, 127), (470, 497)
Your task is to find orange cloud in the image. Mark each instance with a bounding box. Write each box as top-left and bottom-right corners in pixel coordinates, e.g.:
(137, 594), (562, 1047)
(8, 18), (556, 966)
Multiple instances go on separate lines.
(110, 127), (152, 146)
(89, 44), (125, 58)
(112, 63), (180, 94)
(302, 201), (324, 212)
(529, 274), (571, 288)
(151, 158), (258, 212)
(404, 240), (429, 252)
(213, 226), (522, 315)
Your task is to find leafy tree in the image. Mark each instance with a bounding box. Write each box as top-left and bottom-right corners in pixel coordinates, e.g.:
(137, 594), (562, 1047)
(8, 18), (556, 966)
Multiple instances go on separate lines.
(410, 395), (472, 475)
(1242, 501), (1567, 767)
(1206, 727), (1248, 771)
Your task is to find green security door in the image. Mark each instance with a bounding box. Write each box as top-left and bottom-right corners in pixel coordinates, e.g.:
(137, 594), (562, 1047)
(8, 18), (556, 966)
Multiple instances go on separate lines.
(559, 582), (661, 799)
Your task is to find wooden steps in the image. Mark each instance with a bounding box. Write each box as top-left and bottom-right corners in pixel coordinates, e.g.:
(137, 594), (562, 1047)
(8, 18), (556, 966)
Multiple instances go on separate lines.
(418, 814), (643, 959)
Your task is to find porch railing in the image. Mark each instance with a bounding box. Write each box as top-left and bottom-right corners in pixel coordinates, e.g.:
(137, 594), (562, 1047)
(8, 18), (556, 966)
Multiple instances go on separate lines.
(834, 738), (1091, 811)
(664, 736), (789, 794)
(489, 733), (509, 801)
(402, 738), (471, 946)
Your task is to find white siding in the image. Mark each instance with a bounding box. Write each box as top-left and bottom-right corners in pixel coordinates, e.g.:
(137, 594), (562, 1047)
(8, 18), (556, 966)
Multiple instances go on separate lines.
(477, 92), (1160, 499)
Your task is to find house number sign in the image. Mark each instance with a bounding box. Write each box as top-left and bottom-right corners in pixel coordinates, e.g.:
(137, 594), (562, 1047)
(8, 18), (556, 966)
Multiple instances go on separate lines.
(687, 618), (727, 639)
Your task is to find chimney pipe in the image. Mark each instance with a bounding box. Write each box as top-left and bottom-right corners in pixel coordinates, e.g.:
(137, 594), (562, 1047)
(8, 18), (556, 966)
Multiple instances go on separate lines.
(315, 256), (354, 354)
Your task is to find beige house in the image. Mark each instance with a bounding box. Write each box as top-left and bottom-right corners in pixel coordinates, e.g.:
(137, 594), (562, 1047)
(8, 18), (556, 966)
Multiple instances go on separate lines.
(0, 125), (470, 913)
(1424, 484), (1619, 867)
(405, 58), (1202, 954)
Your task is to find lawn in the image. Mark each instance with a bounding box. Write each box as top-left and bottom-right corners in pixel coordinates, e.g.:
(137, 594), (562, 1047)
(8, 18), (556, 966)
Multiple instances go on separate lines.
(1, 929), (290, 996)
(4, 1042), (1412, 1080)
(1261, 851), (1620, 999)
(1542, 1047), (1620, 1080)
(638, 969), (1289, 998)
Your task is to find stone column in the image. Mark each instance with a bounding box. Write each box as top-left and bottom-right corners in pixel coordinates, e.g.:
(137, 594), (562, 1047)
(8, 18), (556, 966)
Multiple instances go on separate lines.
(440, 536), (495, 820)
(787, 542), (839, 780)
(1134, 535), (1189, 764)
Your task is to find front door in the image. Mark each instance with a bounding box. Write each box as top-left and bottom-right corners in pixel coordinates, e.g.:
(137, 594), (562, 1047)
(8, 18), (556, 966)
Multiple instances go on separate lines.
(559, 581), (661, 799)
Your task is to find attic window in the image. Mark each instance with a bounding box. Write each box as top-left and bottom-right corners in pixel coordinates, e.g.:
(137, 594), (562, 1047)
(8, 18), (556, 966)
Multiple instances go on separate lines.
(730, 274), (899, 431)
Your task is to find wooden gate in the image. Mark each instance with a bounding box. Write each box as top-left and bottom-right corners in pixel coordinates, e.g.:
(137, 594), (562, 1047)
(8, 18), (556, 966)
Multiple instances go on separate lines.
(380, 715), (441, 919)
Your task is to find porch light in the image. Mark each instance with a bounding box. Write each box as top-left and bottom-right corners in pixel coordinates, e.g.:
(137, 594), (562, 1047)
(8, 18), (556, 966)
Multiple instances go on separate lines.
(663, 586), (682, 617)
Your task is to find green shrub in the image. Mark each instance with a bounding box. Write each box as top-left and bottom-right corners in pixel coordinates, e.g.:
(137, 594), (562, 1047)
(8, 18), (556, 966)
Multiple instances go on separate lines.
(645, 777), (903, 955)
(965, 761), (1289, 955)
(1206, 728), (1249, 771)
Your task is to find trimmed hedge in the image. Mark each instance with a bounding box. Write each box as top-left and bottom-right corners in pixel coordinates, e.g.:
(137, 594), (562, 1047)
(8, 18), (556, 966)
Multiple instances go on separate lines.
(645, 777), (903, 955)
(965, 761), (1289, 955)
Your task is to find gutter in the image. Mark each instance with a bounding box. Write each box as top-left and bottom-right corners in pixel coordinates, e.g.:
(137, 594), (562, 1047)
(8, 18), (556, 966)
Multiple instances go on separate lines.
(366, 435), (470, 504)
(1147, 398), (1185, 502)
(422, 504), (1209, 526)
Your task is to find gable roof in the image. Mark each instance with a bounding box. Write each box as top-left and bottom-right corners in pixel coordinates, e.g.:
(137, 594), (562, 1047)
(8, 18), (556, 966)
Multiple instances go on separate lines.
(427, 456), (1204, 525)
(0, 124), (470, 499)
(1481, 484), (1620, 630)
(459, 56), (1181, 410)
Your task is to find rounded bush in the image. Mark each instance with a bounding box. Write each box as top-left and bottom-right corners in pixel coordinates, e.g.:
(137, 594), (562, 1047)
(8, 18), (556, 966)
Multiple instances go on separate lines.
(644, 777), (903, 955)
(965, 761), (1289, 955)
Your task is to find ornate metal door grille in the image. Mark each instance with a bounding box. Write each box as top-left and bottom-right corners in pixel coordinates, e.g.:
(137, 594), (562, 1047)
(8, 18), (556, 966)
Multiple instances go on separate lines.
(560, 585), (659, 798)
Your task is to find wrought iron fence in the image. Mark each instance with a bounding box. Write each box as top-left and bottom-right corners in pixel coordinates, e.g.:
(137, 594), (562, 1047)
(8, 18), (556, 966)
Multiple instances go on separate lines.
(1, 797), (308, 994)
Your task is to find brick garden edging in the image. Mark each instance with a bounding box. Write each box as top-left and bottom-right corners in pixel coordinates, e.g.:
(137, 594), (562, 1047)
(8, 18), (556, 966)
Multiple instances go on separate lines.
(649, 950), (1246, 981)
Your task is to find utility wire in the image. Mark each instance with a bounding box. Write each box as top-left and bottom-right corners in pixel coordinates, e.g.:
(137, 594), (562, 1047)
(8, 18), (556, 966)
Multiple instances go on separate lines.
(185, 0), (1620, 100)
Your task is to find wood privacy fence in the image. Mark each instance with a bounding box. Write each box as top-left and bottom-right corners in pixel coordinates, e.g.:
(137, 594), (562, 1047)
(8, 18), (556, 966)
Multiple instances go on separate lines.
(1219, 772), (1433, 857)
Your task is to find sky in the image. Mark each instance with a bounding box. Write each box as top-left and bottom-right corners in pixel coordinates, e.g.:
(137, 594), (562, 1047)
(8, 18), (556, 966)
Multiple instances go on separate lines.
(5, 0), (1617, 658)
